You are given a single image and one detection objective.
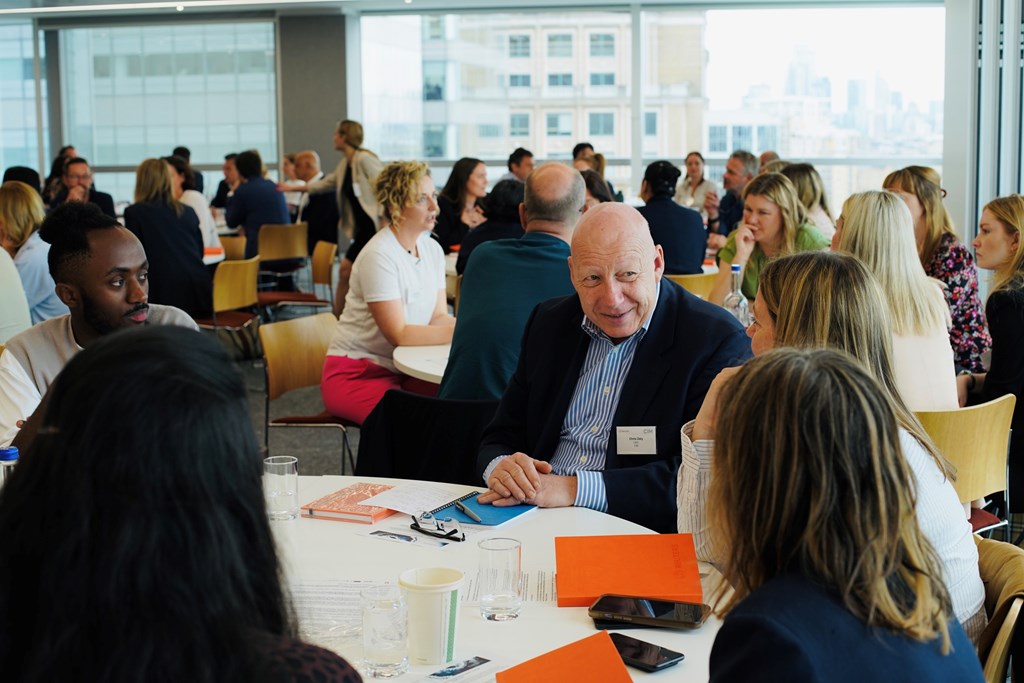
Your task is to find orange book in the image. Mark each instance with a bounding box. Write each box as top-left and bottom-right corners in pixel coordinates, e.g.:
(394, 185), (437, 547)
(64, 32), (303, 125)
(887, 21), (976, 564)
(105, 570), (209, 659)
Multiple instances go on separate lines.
(203, 246), (224, 255)
(554, 533), (702, 607)
(300, 482), (398, 524)
(495, 631), (630, 683)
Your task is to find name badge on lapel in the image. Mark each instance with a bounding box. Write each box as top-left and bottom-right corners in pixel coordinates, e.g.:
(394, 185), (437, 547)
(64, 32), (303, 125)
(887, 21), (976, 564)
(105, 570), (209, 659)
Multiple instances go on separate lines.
(616, 426), (657, 455)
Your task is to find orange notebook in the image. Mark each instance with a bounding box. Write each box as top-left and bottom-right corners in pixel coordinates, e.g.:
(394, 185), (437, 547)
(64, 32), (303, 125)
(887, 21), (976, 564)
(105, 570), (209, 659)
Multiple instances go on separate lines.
(300, 483), (398, 524)
(554, 533), (702, 607)
(495, 631), (631, 683)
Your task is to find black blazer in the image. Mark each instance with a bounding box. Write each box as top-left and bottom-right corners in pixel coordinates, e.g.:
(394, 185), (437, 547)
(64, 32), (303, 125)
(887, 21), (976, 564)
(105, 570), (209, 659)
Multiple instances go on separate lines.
(300, 191), (341, 254)
(638, 196), (706, 275)
(477, 280), (751, 532)
(433, 195), (471, 254)
(52, 187), (116, 219)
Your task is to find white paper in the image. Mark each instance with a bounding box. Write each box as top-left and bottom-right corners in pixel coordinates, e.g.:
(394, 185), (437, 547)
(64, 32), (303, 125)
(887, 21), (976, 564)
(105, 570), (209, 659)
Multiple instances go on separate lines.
(361, 481), (468, 515)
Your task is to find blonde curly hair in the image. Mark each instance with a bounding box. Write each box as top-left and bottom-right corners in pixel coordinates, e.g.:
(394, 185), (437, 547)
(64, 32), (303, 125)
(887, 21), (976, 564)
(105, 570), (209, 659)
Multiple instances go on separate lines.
(375, 161), (430, 229)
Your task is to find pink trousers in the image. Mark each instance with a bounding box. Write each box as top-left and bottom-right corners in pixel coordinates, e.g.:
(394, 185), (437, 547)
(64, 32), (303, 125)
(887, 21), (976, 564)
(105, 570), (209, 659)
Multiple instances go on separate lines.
(322, 354), (438, 424)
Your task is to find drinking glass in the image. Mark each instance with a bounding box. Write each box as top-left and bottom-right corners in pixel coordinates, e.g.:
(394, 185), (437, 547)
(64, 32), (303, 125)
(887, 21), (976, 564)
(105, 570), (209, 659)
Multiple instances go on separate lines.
(477, 538), (522, 621)
(263, 455), (298, 520)
(361, 585), (409, 678)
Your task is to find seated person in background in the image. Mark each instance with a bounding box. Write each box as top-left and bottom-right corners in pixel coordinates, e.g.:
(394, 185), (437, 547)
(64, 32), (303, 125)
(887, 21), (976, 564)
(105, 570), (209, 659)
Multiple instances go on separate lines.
(679, 251), (985, 641)
(172, 144), (204, 194)
(833, 191), (957, 411)
(580, 169), (612, 210)
(294, 150), (341, 254)
(435, 157), (487, 253)
(0, 180), (68, 323)
(226, 150), (290, 260)
(0, 326), (362, 682)
(708, 172), (828, 305)
(780, 162), (835, 239)
(51, 157), (116, 219)
(280, 151), (304, 220)
(573, 152), (616, 201)
(2, 166), (42, 195)
(757, 149), (780, 171)
(704, 150), (757, 248)
(440, 164), (583, 401)
(572, 141), (595, 162)
(499, 147), (534, 183)
(163, 154), (219, 249)
(674, 151), (718, 217)
(455, 179), (525, 275)
(209, 152), (239, 213)
(0, 248), (30, 344)
(0, 202), (198, 448)
(476, 203), (751, 533)
(41, 145), (75, 206)
(123, 159), (212, 318)
(321, 161), (455, 425)
(705, 348), (984, 682)
(637, 160), (706, 275)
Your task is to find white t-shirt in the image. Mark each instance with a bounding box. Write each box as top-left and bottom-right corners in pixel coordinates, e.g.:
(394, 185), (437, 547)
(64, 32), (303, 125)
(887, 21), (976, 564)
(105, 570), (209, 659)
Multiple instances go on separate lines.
(892, 283), (958, 412)
(327, 228), (445, 372)
(180, 190), (220, 249)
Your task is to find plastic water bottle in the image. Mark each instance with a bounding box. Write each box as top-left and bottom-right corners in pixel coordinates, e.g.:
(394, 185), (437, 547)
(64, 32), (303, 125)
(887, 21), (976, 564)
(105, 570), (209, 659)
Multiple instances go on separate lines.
(722, 264), (750, 326)
(0, 447), (18, 490)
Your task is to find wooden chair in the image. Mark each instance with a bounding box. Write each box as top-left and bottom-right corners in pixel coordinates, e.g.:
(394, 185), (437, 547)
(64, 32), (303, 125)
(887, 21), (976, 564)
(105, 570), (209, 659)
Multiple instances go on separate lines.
(976, 536), (1024, 682)
(666, 272), (717, 300)
(194, 256), (261, 358)
(257, 222), (309, 289)
(915, 394), (1017, 538)
(220, 235), (246, 261)
(257, 240), (337, 314)
(259, 312), (357, 474)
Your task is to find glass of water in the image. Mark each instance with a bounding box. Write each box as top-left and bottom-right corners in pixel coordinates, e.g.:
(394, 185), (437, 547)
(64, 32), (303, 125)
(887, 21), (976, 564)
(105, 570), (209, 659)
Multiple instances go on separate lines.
(361, 585), (409, 678)
(478, 537), (522, 621)
(263, 456), (298, 520)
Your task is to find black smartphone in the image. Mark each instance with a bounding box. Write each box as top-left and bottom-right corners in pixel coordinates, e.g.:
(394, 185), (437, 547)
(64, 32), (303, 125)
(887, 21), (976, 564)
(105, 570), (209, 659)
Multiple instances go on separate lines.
(609, 633), (684, 672)
(588, 594), (711, 629)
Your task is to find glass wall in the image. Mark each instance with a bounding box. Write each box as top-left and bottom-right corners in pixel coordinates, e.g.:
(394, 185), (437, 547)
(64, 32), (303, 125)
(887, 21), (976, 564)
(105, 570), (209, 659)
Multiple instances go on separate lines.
(60, 21), (277, 203)
(0, 23), (46, 173)
(360, 6), (945, 206)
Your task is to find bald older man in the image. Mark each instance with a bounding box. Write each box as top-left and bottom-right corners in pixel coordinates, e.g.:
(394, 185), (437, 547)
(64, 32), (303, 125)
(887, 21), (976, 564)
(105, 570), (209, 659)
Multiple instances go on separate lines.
(294, 150), (340, 253)
(476, 203), (751, 532)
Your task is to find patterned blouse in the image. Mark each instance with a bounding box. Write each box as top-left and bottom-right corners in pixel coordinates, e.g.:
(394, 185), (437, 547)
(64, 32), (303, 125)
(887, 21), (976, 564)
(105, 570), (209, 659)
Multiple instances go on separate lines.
(925, 232), (991, 372)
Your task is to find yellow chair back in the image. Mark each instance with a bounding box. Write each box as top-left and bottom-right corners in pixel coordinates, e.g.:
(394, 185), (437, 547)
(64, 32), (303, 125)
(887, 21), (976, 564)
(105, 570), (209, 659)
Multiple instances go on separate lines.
(220, 235), (247, 261)
(259, 312), (336, 401)
(211, 256), (260, 313)
(258, 223), (308, 261)
(666, 272), (717, 300)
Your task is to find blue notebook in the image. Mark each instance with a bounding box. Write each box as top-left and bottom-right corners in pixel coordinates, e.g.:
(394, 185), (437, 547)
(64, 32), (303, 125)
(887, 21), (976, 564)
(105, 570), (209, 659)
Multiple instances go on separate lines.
(428, 491), (536, 527)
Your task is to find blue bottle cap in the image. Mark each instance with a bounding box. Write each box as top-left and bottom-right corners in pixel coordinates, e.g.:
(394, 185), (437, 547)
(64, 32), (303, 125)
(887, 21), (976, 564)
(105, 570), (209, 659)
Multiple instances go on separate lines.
(731, 264), (742, 272)
(0, 447), (18, 462)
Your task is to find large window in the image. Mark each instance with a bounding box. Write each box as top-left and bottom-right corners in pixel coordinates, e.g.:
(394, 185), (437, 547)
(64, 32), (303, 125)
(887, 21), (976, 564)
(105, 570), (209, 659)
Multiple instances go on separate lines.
(60, 21), (277, 203)
(0, 23), (47, 172)
(547, 34), (572, 58)
(589, 112), (614, 137)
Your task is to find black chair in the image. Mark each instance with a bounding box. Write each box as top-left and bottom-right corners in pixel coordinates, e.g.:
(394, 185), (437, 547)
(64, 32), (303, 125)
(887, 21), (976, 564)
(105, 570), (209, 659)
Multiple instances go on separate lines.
(355, 390), (499, 486)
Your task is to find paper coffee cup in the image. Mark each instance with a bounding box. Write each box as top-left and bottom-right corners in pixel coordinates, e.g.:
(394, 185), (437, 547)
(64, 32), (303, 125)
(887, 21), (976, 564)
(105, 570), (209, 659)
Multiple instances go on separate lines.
(399, 566), (464, 665)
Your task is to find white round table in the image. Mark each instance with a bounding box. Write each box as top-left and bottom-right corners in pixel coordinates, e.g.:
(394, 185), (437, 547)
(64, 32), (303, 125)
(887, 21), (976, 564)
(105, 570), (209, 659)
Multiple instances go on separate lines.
(393, 344), (451, 384)
(273, 475), (721, 681)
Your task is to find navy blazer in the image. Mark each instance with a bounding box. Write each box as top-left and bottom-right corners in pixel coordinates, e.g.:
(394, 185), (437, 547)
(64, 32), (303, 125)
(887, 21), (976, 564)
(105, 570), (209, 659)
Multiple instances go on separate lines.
(477, 279), (751, 532)
(225, 177), (290, 259)
(52, 187), (116, 219)
(710, 575), (984, 682)
(638, 195), (706, 275)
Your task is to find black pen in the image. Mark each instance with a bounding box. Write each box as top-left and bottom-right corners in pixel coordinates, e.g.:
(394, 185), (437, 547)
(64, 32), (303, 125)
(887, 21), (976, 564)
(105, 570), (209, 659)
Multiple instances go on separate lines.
(455, 499), (482, 523)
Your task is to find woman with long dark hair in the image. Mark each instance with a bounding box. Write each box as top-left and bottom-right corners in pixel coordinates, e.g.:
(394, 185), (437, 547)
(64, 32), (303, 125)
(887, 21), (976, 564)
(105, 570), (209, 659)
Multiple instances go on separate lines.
(435, 157), (487, 253)
(0, 326), (361, 682)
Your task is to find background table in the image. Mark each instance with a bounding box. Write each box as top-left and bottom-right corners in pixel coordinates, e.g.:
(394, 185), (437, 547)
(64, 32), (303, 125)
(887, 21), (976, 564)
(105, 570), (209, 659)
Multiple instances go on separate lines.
(393, 343), (451, 384)
(274, 475), (721, 681)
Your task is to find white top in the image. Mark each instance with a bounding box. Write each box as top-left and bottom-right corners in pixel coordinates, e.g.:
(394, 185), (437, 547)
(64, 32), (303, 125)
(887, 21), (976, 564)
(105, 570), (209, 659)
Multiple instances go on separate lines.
(0, 248), (30, 344)
(327, 228), (445, 372)
(179, 190), (220, 249)
(892, 285), (958, 412)
(676, 422), (986, 641)
(674, 177), (718, 214)
(277, 474), (722, 681)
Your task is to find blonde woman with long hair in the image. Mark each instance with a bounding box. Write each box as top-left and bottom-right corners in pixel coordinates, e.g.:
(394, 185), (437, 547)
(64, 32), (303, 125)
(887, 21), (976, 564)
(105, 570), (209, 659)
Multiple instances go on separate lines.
(708, 172), (828, 305)
(679, 251), (985, 641)
(833, 190), (957, 410)
(706, 349), (984, 681)
(780, 162), (834, 239)
(884, 166), (990, 372)
(961, 194), (1024, 520)
(123, 159), (211, 318)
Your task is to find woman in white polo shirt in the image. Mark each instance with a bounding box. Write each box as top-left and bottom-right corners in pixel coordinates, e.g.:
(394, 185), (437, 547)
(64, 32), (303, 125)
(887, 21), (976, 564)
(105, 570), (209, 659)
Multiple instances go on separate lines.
(321, 161), (455, 424)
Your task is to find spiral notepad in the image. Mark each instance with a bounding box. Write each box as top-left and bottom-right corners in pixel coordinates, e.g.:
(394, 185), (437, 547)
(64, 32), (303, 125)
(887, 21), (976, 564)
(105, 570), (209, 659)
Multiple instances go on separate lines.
(430, 491), (536, 527)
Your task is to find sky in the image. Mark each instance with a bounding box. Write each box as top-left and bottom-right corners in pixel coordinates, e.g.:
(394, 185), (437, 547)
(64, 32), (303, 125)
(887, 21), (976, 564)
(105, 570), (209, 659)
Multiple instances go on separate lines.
(704, 7), (946, 112)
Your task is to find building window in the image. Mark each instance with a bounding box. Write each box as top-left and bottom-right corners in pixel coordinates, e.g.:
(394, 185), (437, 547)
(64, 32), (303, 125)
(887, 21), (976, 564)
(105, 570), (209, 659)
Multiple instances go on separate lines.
(589, 72), (615, 86)
(548, 73), (573, 87)
(590, 33), (614, 57)
(423, 125), (446, 158)
(733, 125), (753, 152)
(644, 112), (657, 137)
(423, 61), (444, 101)
(547, 34), (572, 58)
(479, 124), (501, 138)
(509, 34), (530, 57)
(547, 112), (572, 137)
(757, 125), (778, 151)
(510, 113), (529, 137)
(510, 74), (531, 87)
(589, 112), (614, 136)
(709, 126), (728, 153)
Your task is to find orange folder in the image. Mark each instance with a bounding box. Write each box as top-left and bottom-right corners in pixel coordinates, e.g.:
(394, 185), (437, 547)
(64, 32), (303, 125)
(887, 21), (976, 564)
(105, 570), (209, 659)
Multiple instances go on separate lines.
(554, 533), (702, 608)
(495, 631), (631, 683)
